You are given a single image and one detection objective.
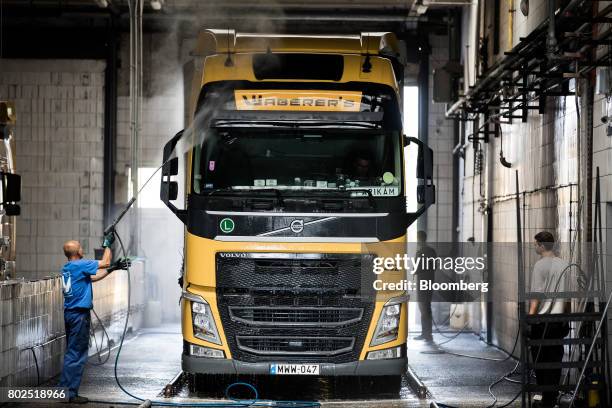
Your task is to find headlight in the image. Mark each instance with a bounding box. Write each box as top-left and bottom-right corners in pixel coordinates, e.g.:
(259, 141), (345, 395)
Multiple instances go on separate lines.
(370, 299), (402, 346)
(183, 291), (221, 345)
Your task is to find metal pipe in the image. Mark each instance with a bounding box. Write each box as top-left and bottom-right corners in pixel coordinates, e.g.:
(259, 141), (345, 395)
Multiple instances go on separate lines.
(406, 365), (428, 399)
(417, 37), (429, 234)
(546, 0), (558, 58)
(103, 14), (118, 231)
(127, 0), (142, 253)
(446, 0), (586, 117)
(148, 11), (422, 22)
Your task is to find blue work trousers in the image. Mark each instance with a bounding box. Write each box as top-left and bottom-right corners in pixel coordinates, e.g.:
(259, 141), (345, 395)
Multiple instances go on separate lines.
(58, 308), (90, 398)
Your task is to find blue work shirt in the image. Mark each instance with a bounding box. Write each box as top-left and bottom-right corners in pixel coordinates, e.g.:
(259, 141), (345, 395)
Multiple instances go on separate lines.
(61, 259), (98, 310)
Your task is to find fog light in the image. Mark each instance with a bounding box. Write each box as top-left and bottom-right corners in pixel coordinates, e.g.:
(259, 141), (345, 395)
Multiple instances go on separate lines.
(190, 344), (225, 358)
(367, 346), (401, 360)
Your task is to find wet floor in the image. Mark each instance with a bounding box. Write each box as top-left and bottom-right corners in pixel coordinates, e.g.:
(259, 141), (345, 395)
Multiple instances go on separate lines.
(408, 331), (522, 407)
(183, 372), (416, 401)
(5, 324), (521, 407)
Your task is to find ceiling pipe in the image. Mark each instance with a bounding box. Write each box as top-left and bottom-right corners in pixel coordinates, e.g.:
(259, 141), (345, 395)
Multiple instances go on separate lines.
(546, 0), (558, 59)
(445, 0), (585, 118)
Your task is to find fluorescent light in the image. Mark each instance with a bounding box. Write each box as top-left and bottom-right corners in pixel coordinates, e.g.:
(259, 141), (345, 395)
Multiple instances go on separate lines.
(150, 0), (163, 10)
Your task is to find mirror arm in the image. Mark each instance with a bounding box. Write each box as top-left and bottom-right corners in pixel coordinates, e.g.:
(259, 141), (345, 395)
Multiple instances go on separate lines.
(166, 201), (187, 223)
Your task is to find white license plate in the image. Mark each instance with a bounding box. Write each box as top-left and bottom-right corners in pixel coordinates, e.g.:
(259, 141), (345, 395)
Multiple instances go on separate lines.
(270, 363), (320, 375)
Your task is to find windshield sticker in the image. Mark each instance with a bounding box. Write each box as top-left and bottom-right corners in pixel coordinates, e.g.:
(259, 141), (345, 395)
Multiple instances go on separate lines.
(350, 186), (399, 197)
(220, 218), (235, 234)
(209, 161), (215, 171)
(316, 180), (327, 188)
(266, 179), (277, 186)
(254, 179), (266, 187)
(234, 90), (362, 112)
(382, 172), (394, 185)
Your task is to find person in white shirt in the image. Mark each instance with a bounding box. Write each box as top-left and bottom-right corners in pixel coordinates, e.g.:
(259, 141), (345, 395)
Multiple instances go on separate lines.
(528, 231), (570, 408)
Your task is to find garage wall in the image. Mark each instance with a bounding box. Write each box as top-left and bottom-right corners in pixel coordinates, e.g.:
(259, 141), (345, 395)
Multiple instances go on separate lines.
(0, 60), (106, 280)
(457, 1), (612, 355)
(426, 34), (455, 244)
(458, 5), (581, 352)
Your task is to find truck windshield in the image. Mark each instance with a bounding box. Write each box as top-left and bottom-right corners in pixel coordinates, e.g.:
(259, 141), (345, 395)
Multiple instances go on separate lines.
(192, 128), (402, 197)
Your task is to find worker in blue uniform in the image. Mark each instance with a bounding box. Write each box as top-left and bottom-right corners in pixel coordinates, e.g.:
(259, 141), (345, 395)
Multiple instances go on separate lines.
(58, 233), (116, 404)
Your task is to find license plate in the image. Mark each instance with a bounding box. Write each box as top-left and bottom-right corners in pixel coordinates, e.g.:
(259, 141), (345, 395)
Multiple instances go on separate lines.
(270, 363), (320, 375)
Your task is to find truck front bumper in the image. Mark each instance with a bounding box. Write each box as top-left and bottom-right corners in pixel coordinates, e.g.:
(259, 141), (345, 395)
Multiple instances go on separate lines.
(182, 353), (407, 376)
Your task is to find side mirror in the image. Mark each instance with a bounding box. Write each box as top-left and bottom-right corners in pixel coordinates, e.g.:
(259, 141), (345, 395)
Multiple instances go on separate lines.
(161, 130), (186, 223)
(161, 180), (179, 201)
(4, 204), (20, 216)
(1, 173), (21, 204)
(405, 136), (435, 225)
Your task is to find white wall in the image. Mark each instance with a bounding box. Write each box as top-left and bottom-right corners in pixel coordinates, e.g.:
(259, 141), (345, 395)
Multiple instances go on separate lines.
(0, 59), (106, 280)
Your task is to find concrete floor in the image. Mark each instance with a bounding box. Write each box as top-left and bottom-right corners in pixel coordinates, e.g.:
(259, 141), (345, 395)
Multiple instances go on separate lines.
(408, 332), (522, 407)
(7, 325), (522, 407)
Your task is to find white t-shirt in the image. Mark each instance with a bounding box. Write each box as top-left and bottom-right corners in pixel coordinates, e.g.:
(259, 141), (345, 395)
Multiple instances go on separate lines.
(530, 256), (569, 314)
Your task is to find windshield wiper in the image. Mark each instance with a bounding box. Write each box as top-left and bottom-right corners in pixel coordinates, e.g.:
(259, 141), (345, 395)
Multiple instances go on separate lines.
(207, 187), (236, 197)
(303, 188), (376, 209)
(207, 187), (285, 207)
(248, 188), (285, 207)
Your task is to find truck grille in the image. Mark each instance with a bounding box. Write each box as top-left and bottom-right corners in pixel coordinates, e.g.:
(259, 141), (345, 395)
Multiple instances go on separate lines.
(229, 307), (363, 327)
(236, 336), (355, 356)
(216, 253), (375, 363)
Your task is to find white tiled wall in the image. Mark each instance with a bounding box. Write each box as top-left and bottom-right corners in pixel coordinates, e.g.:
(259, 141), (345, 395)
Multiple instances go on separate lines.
(427, 34), (455, 244)
(457, 1), (612, 355)
(0, 60), (106, 279)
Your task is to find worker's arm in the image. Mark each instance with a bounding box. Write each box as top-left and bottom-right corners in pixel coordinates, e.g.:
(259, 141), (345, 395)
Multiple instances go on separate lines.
(90, 268), (110, 282)
(528, 299), (539, 315)
(528, 261), (545, 315)
(91, 257), (131, 282)
(98, 247), (112, 269)
(91, 246), (112, 282)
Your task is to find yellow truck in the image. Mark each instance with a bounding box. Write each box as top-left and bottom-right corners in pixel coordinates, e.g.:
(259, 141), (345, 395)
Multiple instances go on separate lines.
(160, 30), (434, 383)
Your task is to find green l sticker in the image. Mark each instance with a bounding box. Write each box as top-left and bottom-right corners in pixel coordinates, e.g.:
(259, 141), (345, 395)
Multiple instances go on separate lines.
(220, 218), (235, 234)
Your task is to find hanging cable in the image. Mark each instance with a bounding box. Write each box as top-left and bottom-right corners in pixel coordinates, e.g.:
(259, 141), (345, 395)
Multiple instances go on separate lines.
(88, 308), (112, 366)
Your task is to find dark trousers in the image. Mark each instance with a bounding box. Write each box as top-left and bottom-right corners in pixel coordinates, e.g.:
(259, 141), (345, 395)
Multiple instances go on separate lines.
(59, 308), (90, 398)
(417, 289), (433, 339)
(529, 322), (569, 406)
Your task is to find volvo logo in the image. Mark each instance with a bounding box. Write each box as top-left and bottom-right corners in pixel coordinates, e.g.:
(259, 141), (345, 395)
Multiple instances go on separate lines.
(218, 253), (248, 258)
(290, 219), (304, 234)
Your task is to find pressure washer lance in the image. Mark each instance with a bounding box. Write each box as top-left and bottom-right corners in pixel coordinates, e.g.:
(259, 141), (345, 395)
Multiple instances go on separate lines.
(104, 197), (137, 236)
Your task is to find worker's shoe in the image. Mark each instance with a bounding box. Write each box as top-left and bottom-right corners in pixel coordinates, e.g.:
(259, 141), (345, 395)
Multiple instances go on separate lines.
(68, 395), (89, 404)
(414, 334), (433, 341)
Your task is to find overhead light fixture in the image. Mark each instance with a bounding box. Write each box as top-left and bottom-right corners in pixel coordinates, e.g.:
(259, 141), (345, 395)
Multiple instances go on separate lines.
(94, 0), (109, 8)
(150, 0), (164, 10)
